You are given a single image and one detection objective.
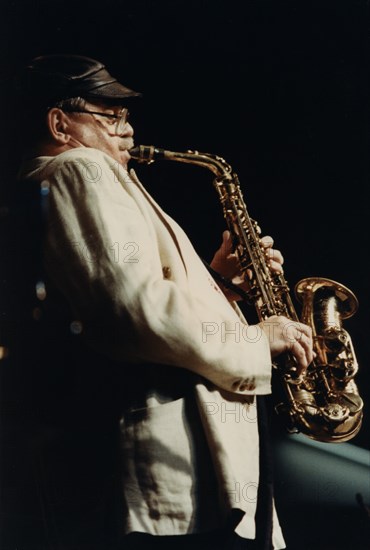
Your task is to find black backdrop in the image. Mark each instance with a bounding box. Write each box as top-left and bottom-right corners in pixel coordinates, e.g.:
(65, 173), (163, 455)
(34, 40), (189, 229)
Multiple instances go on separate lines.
(0, 0), (369, 548)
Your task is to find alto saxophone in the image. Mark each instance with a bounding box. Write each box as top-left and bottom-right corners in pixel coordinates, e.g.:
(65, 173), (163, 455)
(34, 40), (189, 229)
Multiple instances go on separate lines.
(129, 145), (364, 443)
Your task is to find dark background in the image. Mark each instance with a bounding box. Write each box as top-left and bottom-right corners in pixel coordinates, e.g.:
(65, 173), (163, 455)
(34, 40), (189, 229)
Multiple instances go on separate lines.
(0, 1), (369, 549)
(1, 0), (367, 443)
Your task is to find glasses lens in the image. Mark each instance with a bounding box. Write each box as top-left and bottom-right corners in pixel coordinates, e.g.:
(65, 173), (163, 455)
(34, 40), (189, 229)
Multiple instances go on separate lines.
(116, 109), (130, 135)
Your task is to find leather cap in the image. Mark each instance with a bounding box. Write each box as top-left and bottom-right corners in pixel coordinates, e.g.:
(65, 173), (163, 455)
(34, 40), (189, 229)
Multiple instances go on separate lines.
(21, 54), (142, 105)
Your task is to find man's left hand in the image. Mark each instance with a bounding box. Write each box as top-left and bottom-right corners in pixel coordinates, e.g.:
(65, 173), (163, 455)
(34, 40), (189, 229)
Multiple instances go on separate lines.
(210, 230), (284, 301)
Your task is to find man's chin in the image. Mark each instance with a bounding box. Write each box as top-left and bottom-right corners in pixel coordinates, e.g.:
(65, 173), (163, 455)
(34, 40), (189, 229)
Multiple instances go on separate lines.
(119, 138), (134, 151)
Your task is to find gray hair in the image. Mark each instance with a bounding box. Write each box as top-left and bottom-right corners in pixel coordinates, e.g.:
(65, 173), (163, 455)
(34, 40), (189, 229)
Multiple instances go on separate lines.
(53, 97), (86, 112)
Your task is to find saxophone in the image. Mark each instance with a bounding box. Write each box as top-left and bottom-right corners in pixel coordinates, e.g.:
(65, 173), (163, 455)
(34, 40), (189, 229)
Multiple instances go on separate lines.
(129, 145), (364, 443)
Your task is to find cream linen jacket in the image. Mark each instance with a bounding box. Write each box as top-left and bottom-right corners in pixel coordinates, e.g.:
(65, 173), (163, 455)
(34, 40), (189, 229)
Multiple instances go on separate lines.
(19, 147), (285, 549)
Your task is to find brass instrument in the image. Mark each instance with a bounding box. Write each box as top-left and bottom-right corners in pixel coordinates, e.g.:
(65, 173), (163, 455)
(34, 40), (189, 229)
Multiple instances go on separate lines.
(129, 145), (363, 443)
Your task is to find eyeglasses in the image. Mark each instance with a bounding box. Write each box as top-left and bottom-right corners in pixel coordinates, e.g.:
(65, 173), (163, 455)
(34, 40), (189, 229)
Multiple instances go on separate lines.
(65, 107), (130, 136)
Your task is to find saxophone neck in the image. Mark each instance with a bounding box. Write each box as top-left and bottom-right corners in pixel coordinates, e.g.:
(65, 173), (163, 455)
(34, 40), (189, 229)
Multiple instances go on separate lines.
(129, 145), (234, 180)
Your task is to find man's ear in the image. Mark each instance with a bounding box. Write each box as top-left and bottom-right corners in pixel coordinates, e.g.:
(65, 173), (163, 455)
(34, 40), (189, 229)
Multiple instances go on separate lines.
(46, 108), (72, 144)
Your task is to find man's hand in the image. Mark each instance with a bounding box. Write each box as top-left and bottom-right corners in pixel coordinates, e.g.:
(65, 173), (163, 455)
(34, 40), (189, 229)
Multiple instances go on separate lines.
(259, 315), (314, 375)
(210, 230), (284, 301)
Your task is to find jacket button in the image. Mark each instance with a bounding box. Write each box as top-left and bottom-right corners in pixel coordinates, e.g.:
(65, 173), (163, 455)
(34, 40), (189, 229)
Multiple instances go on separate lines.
(162, 266), (172, 279)
(240, 378), (256, 391)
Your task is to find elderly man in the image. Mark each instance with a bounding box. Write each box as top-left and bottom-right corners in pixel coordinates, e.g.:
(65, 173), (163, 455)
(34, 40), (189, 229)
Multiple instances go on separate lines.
(10, 54), (313, 550)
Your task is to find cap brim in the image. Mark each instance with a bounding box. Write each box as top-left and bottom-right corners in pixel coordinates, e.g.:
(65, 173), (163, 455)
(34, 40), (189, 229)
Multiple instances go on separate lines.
(83, 80), (142, 100)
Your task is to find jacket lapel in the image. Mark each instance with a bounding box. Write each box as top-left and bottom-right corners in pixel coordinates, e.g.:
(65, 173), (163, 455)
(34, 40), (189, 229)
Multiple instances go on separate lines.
(128, 169), (188, 274)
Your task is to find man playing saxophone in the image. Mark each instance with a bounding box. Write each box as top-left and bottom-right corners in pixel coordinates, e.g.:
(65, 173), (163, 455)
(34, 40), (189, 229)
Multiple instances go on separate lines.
(10, 54), (314, 550)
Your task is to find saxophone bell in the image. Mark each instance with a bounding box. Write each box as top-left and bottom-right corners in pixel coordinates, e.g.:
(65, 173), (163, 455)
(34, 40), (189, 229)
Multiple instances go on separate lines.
(287, 277), (364, 442)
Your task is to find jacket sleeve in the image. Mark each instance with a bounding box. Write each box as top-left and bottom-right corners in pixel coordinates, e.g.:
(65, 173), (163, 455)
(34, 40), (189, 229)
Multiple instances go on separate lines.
(43, 150), (272, 395)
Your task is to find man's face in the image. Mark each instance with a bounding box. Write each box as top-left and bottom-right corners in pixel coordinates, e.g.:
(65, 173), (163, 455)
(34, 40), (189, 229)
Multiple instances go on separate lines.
(64, 100), (134, 167)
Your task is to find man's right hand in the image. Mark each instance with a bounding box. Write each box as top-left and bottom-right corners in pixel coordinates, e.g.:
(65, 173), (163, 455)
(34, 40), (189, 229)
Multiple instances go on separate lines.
(259, 315), (314, 375)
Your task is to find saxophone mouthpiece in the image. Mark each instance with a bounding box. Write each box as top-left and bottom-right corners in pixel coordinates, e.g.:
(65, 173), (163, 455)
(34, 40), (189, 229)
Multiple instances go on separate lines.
(129, 145), (165, 163)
